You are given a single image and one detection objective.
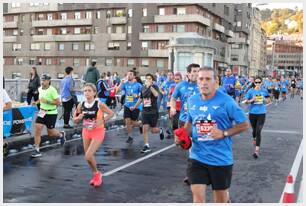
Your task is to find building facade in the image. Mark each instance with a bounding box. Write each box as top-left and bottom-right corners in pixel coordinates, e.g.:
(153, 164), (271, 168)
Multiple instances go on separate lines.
(3, 3), (239, 78)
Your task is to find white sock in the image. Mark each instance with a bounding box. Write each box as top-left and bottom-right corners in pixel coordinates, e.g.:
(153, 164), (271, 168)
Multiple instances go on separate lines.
(145, 143), (150, 147)
(160, 128), (163, 134)
(35, 146), (40, 152)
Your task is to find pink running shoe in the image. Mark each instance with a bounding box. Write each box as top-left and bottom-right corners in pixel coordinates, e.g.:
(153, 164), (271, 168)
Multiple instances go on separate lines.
(93, 171), (103, 187)
(89, 173), (95, 185)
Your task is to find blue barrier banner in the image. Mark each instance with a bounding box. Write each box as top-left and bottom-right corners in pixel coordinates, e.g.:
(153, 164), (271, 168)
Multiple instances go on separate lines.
(3, 106), (38, 138)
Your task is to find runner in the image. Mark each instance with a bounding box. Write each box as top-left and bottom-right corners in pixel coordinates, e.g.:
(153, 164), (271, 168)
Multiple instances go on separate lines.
(116, 70), (143, 143)
(272, 78), (281, 106)
(263, 76), (274, 101)
(221, 68), (237, 99)
(175, 67), (248, 203)
(73, 83), (114, 187)
(130, 73), (164, 153)
(296, 77), (303, 99)
(170, 63), (200, 185)
(289, 76), (297, 99)
(97, 73), (110, 105)
(244, 77), (270, 159)
(280, 76), (289, 101)
(31, 74), (66, 158)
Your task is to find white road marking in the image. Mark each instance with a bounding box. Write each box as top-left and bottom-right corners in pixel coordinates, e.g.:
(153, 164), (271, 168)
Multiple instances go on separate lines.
(262, 130), (301, 134)
(279, 138), (303, 202)
(104, 144), (176, 176)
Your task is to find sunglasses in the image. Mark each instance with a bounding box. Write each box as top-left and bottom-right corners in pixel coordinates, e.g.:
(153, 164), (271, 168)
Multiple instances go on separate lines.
(174, 78), (180, 81)
(255, 81), (261, 84)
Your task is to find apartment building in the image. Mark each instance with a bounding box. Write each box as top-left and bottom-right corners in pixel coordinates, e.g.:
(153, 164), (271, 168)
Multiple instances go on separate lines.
(4, 3), (238, 78)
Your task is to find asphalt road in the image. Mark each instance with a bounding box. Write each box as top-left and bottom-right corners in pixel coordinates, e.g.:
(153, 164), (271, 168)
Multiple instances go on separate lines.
(3, 96), (303, 203)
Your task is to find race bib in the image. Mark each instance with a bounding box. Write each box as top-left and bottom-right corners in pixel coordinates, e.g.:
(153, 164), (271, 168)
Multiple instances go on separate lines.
(254, 95), (264, 104)
(126, 95), (134, 102)
(183, 102), (188, 111)
(195, 120), (217, 141)
(37, 109), (46, 118)
(83, 119), (95, 129)
(166, 102), (171, 107)
(143, 98), (152, 107)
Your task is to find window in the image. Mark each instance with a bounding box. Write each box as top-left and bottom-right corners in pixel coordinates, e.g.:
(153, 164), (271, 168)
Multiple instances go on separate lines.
(44, 3), (49, 6)
(107, 26), (112, 34)
(127, 59), (134, 66)
(141, 59), (149, 67)
(47, 13), (53, 20)
(156, 59), (164, 68)
(127, 42), (131, 50)
(177, 8), (186, 15)
(29, 58), (36, 65)
(13, 29), (18, 36)
(60, 28), (67, 34)
(231, 55), (239, 61)
(61, 13), (67, 20)
(157, 25), (165, 33)
(37, 28), (44, 35)
(59, 58), (65, 65)
(85, 42), (95, 50)
(74, 27), (81, 34)
(106, 58), (112, 66)
(46, 58), (52, 65)
(47, 28), (52, 35)
(86, 11), (92, 19)
(128, 9), (133, 17)
(141, 41), (148, 50)
(231, 44), (242, 49)
(34, 3), (39, 6)
(20, 15), (25, 22)
(12, 3), (21, 8)
(115, 9), (125, 17)
(94, 27), (99, 34)
(20, 29), (24, 36)
(115, 26), (123, 33)
(212, 3), (216, 7)
(203, 53), (213, 67)
(16, 58), (23, 65)
(13, 43), (21, 51)
(72, 43), (79, 50)
(75, 12), (81, 20)
(143, 25), (149, 33)
(224, 6), (229, 16)
(173, 8), (177, 15)
(44, 43), (51, 50)
(73, 58), (80, 66)
(177, 25), (185, 32)
(106, 10), (111, 18)
(13, 15), (18, 22)
(108, 42), (120, 50)
(128, 26), (132, 34)
(142, 8), (147, 17)
(177, 52), (192, 71)
(96, 11), (101, 19)
(237, 21), (241, 27)
(30, 43), (40, 51)
(159, 8), (165, 16)
(58, 43), (65, 51)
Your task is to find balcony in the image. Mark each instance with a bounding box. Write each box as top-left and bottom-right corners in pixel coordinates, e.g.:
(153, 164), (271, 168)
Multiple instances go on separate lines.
(32, 34), (91, 42)
(154, 14), (210, 26)
(32, 18), (93, 27)
(228, 37), (248, 44)
(213, 23), (225, 33)
(139, 32), (190, 40)
(4, 21), (18, 28)
(109, 17), (127, 24)
(148, 49), (169, 57)
(225, 30), (234, 37)
(110, 33), (127, 41)
(4, 36), (17, 43)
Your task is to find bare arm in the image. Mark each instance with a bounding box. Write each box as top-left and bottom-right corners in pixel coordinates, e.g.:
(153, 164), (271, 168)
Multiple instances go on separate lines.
(149, 86), (159, 97)
(211, 121), (249, 140)
(3, 102), (12, 111)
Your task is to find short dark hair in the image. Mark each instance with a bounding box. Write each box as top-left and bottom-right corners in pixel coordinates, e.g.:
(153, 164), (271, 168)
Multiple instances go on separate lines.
(198, 67), (217, 79)
(91, 61), (96, 67)
(65, 66), (73, 74)
(255, 76), (262, 82)
(145, 73), (155, 81)
(187, 63), (200, 73)
(129, 70), (136, 76)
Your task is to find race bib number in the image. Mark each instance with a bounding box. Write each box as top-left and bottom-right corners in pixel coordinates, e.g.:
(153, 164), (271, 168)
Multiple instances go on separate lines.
(196, 120), (217, 141)
(83, 119), (95, 129)
(37, 109), (46, 118)
(143, 98), (152, 107)
(126, 95), (134, 102)
(254, 95), (263, 104)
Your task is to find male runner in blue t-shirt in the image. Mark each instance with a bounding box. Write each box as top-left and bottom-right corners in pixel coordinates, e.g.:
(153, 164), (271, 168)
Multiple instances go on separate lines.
(178, 67), (249, 203)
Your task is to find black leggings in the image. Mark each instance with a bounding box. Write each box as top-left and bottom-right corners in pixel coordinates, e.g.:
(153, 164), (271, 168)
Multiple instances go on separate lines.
(62, 98), (74, 125)
(27, 91), (39, 105)
(249, 113), (266, 147)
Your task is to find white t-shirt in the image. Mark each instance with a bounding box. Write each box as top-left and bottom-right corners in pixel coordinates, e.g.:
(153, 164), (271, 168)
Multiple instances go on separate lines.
(3, 89), (12, 104)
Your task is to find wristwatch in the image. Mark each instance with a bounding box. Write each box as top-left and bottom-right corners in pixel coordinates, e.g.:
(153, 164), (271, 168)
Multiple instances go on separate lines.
(223, 130), (229, 137)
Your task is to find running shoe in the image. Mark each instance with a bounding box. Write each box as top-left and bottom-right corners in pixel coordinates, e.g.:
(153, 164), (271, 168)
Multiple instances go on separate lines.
(253, 152), (259, 159)
(93, 171), (103, 187)
(183, 176), (190, 185)
(140, 145), (151, 153)
(59, 131), (66, 146)
(89, 173), (95, 185)
(126, 136), (133, 144)
(159, 128), (165, 140)
(31, 149), (42, 158)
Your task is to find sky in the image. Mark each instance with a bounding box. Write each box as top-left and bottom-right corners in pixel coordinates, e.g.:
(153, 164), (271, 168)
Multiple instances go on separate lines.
(254, 3), (303, 10)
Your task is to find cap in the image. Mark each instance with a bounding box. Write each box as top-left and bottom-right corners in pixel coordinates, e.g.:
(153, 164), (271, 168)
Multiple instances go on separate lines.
(41, 74), (51, 80)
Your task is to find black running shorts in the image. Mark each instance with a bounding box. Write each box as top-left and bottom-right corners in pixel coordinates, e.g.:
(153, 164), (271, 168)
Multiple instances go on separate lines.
(142, 113), (158, 128)
(187, 158), (233, 190)
(35, 114), (58, 129)
(124, 106), (140, 121)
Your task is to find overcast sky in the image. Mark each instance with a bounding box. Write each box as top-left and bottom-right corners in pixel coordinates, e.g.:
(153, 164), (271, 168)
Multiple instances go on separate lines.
(254, 3), (303, 10)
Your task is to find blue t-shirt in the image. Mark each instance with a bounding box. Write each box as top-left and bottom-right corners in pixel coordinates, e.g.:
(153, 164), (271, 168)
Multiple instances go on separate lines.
(187, 90), (247, 166)
(222, 75), (237, 94)
(120, 81), (142, 109)
(280, 80), (289, 92)
(245, 88), (269, 114)
(161, 79), (175, 101)
(273, 82), (280, 91)
(217, 86), (227, 94)
(172, 81), (199, 122)
(264, 79), (273, 89)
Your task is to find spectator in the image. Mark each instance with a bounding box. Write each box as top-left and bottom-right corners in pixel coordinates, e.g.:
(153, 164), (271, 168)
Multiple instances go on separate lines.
(27, 67), (40, 105)
(83, 61), (100, 84)
(60, 66), (76, 129)
(3, 89), (12, 111)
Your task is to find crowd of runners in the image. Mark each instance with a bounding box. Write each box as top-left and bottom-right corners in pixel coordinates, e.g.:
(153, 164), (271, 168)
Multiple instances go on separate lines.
(5, 60), (302, 202)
